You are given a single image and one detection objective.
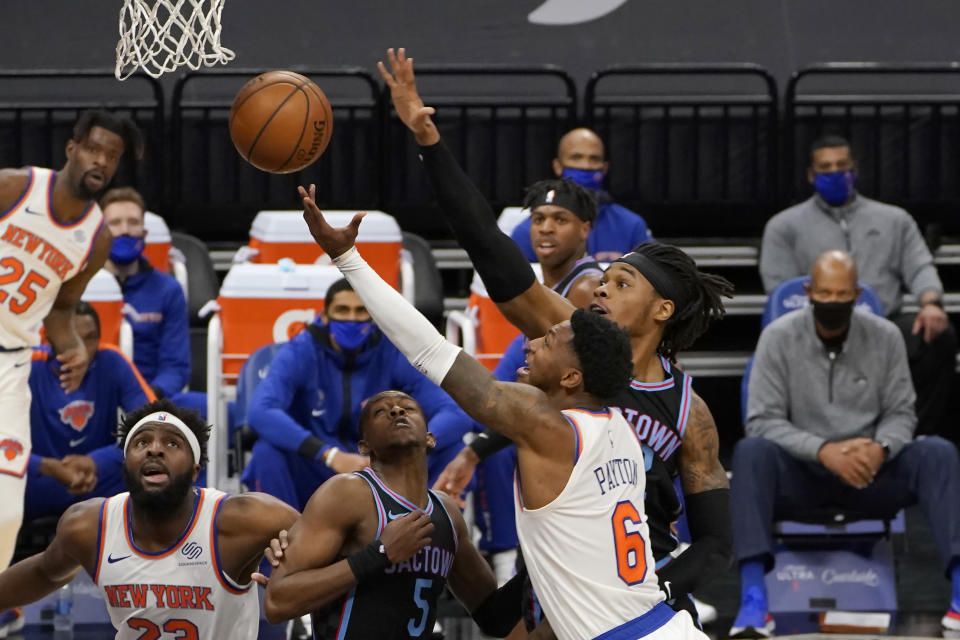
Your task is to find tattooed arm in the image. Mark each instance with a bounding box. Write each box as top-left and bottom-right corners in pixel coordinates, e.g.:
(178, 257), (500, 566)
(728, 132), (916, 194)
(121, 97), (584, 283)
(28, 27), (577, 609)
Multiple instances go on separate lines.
(657, 392), (732, 598)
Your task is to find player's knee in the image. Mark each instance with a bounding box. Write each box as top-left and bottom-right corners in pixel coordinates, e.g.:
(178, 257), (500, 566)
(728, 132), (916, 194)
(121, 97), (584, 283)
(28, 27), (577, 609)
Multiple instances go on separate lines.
(911, 435), (959, 465)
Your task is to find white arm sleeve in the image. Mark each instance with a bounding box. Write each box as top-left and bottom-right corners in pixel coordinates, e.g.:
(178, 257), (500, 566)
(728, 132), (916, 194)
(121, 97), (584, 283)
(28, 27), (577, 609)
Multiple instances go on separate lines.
(333, 246), (462, 385)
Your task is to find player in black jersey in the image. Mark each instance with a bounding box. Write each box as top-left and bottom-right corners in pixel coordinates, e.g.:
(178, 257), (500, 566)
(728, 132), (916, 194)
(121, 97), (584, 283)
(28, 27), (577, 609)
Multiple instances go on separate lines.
(381, 47), (734, 626)
(262, 390), (523, 639)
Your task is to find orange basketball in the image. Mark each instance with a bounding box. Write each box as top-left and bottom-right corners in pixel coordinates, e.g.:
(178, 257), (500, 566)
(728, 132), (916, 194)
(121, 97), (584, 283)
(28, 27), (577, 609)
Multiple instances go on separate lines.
(228, 70), (333, 174)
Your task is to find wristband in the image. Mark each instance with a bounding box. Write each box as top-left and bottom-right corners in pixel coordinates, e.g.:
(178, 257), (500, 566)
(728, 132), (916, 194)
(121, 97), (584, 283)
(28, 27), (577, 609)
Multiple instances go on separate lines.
(324, 447), (340, 467)
(346, 540), (390, 581)
(922, 298), (944, 309)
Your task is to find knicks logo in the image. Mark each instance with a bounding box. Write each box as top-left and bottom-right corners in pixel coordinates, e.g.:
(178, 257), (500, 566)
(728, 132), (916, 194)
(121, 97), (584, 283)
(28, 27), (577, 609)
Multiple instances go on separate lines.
(59, 400), (95, 432)
(0, 438), (24, 461)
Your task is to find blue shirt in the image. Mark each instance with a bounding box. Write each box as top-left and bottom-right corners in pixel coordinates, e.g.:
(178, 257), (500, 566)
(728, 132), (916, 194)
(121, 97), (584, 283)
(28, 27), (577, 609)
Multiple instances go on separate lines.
(510, 198), (653, 263)
(120, 259), (190, 397)
(248, 322), (473, 457)
(28, 345), (155, 474)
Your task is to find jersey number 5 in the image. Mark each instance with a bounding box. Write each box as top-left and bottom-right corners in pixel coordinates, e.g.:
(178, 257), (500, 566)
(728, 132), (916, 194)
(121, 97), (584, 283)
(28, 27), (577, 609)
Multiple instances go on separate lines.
(127, 617), (199, 640)
(0, 257), (49, 315)
(612, 500), (648, 585)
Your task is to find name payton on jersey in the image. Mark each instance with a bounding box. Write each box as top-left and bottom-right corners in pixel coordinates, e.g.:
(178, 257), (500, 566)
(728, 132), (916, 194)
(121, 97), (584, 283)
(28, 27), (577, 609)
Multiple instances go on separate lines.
(592, 457), (640, 496)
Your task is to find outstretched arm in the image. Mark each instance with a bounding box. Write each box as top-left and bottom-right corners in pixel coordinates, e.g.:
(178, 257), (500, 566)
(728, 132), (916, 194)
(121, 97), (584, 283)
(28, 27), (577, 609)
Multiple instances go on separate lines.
(378, 48), (574, 339)
(0, 499), (101, 610)
(657, 393), (732, 597)
(299, 195), (572, 456)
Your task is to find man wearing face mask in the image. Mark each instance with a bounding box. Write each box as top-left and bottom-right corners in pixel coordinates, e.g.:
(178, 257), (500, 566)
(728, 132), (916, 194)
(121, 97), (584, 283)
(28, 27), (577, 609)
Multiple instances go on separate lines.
(100, 187), (191, 402)
(729, 250), (960, 637)
(241, 278), (474, 511)
(510, 127), (653, 262)
(760, 135), (956, 440)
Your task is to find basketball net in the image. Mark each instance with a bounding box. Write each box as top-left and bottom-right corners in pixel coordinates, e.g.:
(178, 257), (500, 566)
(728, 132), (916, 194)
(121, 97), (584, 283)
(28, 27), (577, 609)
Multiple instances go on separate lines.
(115, 0), (236, 80)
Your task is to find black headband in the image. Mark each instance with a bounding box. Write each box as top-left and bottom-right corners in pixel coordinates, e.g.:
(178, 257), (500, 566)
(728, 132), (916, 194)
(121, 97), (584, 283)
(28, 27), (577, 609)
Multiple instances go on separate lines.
(614, 251), (689, 311)
(528, 188), (594, 222)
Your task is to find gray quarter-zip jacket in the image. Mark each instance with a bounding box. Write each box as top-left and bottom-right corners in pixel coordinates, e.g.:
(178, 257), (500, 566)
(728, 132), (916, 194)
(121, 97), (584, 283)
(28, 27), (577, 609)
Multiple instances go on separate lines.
(746, 306), (916, 462)
(760, 194), (942, 315)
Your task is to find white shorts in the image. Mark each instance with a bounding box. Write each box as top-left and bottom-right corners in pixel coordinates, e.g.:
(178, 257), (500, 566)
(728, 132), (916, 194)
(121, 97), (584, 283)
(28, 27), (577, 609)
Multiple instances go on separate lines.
(0, 348), (31, 478)
(645, 610), (709, 640)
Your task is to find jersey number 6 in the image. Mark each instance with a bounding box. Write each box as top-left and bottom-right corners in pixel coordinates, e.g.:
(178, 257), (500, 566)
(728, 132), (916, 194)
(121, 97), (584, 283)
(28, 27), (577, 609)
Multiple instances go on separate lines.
(611, 500), (648, 586)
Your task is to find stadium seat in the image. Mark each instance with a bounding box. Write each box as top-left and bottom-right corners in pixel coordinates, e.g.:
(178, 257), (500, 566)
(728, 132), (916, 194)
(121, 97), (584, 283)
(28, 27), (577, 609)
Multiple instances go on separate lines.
(739, 276), (902, 631)
(401, 231), (444, 328)
(171, 231), (220, 328)
(496, 206), (529, 236)
(230, 342), (285, 479)
(205, 262), (344, 490)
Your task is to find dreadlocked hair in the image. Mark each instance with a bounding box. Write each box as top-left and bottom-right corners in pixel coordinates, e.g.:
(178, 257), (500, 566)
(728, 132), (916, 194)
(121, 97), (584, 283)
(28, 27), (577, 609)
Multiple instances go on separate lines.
(116, 398), (211, 466)
(630, 242), (734, 361)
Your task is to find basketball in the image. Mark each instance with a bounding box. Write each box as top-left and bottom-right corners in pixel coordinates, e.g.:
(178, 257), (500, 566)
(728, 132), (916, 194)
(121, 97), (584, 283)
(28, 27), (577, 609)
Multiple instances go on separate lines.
(228, 70), (334, 174)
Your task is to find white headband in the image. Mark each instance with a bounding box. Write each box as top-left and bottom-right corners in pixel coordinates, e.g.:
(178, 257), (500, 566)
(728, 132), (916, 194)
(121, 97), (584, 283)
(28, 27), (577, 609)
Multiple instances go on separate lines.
(123, 411), (202, 464)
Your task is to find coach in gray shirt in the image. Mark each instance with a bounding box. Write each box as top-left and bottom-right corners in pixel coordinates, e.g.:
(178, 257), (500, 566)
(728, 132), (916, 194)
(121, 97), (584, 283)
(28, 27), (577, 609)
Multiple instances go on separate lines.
(728, 250), (960, 638)
(760, 135), (956, 438)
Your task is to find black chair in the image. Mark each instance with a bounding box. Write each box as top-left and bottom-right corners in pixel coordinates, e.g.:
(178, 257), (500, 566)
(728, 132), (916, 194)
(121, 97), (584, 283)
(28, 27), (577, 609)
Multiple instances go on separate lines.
(171, 231), (219, 328)
(402, 231), (444, 329)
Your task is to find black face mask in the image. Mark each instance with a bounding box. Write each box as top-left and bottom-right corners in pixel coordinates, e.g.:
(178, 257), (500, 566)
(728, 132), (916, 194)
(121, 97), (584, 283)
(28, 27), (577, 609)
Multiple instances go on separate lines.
(811, 299), (855, 331)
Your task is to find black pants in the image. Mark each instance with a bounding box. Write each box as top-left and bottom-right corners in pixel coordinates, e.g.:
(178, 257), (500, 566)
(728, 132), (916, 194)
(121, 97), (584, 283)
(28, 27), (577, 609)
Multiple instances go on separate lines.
(893, 312), (957, 440)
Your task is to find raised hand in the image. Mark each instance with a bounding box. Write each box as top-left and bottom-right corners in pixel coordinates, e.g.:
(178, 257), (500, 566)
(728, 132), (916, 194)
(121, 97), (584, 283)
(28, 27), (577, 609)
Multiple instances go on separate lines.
(57, 346), (89, 392)
(431, 446), (479, 508)
(380, 511), (435, 564)
(377, 47), (440, 146)
(298, 183), (364, 259)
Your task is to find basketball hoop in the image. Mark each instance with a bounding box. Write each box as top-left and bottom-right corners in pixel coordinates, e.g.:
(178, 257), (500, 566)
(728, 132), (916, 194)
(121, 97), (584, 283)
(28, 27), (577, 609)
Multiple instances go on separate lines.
(115, 0), (236, 80)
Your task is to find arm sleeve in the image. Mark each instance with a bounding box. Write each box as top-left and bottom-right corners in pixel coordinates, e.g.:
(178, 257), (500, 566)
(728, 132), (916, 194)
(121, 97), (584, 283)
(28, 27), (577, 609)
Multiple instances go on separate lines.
(247, 343), (328, 456)
(149, 282), (191, 397)
(392, 352), (472, 452)
(759, 216), (802, 293)
(418, 140), (536, 303)
(656, 488), (732, 597)
(509, 220), (538, 262)
(899, 213), (943, 297)
(874, 325), (918, 458)
(746, 328), (826, 461)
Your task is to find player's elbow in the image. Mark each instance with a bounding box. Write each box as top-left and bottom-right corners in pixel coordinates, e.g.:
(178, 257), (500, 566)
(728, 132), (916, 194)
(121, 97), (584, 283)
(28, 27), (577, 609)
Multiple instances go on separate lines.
(262, 590), (292, 625)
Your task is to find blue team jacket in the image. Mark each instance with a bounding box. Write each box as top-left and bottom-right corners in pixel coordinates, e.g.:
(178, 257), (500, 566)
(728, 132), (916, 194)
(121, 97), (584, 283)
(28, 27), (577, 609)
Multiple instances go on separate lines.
(119, 259), (190, 398)
(248, 321), (473, 458)
(511, 198), (653, 263)
(27, 345), (155, 474)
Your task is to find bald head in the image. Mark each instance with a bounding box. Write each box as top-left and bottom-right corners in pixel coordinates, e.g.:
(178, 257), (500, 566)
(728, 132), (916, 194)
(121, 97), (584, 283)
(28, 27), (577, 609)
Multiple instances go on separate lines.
(553, 128), (608, 177)
(806, 250), (861, 307)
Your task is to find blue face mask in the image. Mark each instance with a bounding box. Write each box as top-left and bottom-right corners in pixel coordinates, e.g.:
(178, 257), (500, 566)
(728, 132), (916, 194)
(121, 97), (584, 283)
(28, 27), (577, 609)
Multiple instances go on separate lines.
(328, 320), (375, 352)
(813, 170), (856, 206)
(560, 167), (605, 191)
(109, 235), (145, 265)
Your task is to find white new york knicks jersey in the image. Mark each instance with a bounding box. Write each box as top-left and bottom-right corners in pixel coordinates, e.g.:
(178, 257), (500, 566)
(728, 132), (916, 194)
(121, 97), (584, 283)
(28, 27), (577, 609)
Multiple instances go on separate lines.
(0, 167), (104, 349)
(93, 488), (259, 640)
(515, 408), (664, 640)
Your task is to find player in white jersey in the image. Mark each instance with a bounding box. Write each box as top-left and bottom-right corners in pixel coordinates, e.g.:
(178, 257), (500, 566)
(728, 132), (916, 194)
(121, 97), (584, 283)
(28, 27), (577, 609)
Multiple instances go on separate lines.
(298, 195), (709, 640)
(0, 109), (143, 635)
(0, 398), (299, 639)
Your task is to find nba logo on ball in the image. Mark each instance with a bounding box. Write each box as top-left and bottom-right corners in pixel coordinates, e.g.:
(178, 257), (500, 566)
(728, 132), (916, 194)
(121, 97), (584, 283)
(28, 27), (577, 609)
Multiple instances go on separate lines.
(229, 70), (334, 174)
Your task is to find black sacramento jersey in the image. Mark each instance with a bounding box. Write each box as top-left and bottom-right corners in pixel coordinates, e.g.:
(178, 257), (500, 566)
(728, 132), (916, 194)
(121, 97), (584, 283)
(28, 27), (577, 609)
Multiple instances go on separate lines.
(609, 356), (693, 567)
(312, 468), (459, 640)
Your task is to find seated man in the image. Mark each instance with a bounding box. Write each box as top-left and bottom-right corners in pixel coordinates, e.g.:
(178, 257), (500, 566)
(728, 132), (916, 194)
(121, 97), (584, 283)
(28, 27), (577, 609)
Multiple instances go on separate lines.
(760, 135), (957, 439)
(242, 278), (474, 511)
(25, 302), (155, 522)
(100, 187), (193, 404)
(510, 127), (653, 262)
(731, 249), (960, 637)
